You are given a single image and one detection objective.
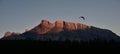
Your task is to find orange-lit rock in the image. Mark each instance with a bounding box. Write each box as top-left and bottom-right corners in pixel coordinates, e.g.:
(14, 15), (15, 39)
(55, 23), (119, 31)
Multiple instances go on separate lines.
(4, 31), (12, 37)
(12, 32), (20, 35)
(49, 23), (55, 28)
(64, 22), (77, 31)
(30, 19), (91, 35)
(55, 20), (64, 28)
(51, 20), (64, 33)
(4, 31), (21, 37)
(31, 20), (52, 34)
(41, 20), (49, 27)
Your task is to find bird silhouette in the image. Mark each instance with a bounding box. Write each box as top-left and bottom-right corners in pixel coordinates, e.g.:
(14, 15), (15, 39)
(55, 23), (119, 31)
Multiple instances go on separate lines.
(79, 16), (85, 20)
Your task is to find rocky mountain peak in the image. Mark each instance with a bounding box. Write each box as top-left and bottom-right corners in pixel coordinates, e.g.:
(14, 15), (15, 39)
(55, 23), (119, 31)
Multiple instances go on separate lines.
(41, 20), (49, 27)
(4, 31), (20, 37)
(2, 19), (120, 42)
(30, 20), (91, 34)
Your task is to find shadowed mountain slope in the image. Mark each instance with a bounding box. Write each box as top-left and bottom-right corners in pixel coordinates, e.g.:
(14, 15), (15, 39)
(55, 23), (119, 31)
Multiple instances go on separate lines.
(1, 20), (120, 42)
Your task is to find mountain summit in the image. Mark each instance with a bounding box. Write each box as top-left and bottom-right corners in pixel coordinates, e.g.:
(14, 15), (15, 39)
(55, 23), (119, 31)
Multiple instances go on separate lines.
(1, 20), (120, 41)
(30, 20), (91, 34)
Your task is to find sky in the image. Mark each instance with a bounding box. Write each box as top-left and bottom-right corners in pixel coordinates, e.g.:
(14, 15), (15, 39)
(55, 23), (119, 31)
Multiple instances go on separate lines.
(0, 0), (120, 38)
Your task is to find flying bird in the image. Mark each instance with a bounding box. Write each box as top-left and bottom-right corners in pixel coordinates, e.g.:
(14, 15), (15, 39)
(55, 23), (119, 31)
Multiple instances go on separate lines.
(79, 16), (85, 20)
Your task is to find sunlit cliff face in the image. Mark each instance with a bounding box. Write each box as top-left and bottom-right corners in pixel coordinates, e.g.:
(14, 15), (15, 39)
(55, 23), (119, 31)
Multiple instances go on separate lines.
(4, 20), (91, 37)
(30, 20), (91, 34)
(2, 20), (120, 41)
(4, 31), (20, 37)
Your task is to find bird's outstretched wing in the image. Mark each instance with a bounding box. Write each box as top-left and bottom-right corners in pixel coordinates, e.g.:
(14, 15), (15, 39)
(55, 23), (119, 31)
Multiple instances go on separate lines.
(79, 16), (85, 20)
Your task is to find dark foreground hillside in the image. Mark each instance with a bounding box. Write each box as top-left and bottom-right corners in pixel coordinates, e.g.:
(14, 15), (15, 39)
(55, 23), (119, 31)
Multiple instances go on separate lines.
(0, 40), (120, 49)
(1, 20), (120, 51)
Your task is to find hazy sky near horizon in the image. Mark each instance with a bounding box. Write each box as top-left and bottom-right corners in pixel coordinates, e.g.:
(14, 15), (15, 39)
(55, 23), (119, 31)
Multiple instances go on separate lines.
(0, 0), (120, 38)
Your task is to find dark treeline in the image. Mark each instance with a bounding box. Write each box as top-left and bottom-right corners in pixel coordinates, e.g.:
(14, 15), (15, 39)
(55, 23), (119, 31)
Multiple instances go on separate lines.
(0, 39), (120, 49)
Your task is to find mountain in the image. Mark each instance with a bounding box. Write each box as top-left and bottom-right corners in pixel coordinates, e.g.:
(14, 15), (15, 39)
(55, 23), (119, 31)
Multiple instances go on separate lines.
(1, 20), (120, 41)
(30, 20), (91, 34)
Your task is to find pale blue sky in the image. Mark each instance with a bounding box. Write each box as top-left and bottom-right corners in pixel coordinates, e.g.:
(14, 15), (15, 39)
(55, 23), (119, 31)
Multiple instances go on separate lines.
(0, 0), (120, 38)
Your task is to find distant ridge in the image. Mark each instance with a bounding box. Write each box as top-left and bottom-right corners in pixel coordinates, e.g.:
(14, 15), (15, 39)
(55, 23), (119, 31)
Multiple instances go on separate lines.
(30, 19), (91, 34)
(1, 19), (120, 41)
